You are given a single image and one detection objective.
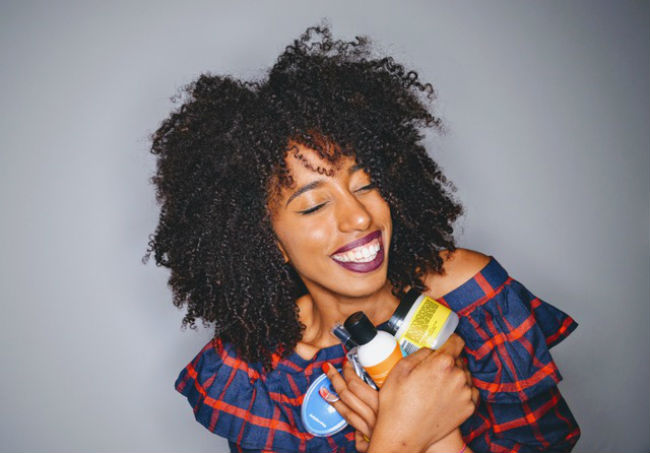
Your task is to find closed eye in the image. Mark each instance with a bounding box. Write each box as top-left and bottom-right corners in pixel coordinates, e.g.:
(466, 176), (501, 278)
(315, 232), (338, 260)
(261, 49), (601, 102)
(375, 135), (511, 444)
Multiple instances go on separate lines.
(355, 183), (376, 193)
(298, 203), (326, 215)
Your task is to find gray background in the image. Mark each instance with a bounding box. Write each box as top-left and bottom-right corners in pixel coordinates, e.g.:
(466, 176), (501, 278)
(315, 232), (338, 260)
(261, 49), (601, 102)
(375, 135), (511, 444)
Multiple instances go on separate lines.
(1, 1), (648, 452)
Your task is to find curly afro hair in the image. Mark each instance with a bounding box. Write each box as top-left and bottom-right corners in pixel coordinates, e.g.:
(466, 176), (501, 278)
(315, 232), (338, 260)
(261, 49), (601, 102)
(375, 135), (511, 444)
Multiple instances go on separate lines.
(147, 25), (463, 368)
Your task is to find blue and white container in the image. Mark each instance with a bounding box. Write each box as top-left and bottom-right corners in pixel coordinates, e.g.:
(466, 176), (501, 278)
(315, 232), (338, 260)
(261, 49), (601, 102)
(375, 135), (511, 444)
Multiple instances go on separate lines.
(301, 371), (348, 437)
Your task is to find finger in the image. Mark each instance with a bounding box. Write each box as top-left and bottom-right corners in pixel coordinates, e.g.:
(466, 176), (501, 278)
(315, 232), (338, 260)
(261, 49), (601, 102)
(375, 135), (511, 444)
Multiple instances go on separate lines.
(456, 357), (472, 388)
(355, 429), (370, 453)
(471, 386), (480, 407)
(434, 333), (465, 358)
(461, 356), (474, 390)
(394, 346), (434, 373)
(326, 395), (371, 437)
(323, 362), (348, 396)
(342, 360), (379, 414)
(322, 362), (376, 432)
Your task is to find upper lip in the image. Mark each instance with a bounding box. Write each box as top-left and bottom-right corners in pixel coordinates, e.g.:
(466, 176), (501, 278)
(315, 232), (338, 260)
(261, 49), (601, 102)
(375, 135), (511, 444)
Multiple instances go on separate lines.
(331, 231), (381, 255)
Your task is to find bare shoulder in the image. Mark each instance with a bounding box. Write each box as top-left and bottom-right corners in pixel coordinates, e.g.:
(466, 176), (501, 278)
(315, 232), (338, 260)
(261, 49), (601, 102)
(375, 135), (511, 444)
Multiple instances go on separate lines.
(422, 248), (491, 299)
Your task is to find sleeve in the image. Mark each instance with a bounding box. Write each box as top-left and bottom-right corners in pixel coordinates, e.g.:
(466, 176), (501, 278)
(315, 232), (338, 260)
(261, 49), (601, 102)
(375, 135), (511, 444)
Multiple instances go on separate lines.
(174, 339), (289, 452)
(227, 440), (263, 453)
(464, 386), (581, 452)
(455, 276), (580, 451)
(458, 279), (578, 403)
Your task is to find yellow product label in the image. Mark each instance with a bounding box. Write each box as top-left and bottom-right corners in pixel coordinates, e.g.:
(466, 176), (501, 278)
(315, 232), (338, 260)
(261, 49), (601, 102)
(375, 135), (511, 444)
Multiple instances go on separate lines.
(399, 296), (451, 349)
(364, 343), (403, 388)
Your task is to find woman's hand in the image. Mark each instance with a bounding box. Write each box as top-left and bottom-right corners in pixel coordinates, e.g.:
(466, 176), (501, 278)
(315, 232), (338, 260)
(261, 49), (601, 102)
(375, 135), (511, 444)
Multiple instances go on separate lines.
(321, 359), (378, 452)
(321, 334), (477, 452)
(368, 335), (478, 453)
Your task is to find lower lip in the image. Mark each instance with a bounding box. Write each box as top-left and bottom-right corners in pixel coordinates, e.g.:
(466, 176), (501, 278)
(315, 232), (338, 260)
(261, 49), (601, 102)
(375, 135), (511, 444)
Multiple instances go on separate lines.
(331, 244), (385, 273)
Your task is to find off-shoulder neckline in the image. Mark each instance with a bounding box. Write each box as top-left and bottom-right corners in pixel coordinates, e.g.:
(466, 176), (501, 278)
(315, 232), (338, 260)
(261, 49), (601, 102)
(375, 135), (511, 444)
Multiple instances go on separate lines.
(278, 257), (503, 372)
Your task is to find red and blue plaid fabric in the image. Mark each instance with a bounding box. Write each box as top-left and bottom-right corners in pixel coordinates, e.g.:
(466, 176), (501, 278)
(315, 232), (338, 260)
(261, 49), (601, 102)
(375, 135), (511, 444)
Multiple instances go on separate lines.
(176, 257), (580, 452)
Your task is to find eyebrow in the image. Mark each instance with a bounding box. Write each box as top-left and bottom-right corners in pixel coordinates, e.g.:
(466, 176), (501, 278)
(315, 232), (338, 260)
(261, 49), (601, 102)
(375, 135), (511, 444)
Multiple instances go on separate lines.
(284, 165), (365, 207)
(285, 180), (324, 207)
(348, 164), (363, 174)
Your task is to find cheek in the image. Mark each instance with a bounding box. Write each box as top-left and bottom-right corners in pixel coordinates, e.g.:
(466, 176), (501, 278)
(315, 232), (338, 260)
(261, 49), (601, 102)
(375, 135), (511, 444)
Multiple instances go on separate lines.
(369, 194), (392, 224)
(274, 215), (333, 261)
(287, 221), (330, 256)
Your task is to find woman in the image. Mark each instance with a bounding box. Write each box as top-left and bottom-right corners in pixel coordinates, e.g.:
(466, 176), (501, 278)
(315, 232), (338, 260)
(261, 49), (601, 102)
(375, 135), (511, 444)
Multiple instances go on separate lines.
(148, 26), (579, 452)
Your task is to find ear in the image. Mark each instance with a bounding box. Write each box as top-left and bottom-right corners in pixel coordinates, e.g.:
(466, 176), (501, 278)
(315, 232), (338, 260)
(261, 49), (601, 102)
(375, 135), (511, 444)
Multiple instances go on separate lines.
(276, 240), (290, 264)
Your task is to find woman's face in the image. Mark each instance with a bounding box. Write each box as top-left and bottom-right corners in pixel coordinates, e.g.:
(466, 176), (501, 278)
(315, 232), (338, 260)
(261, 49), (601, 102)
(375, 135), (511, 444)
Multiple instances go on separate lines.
(270, 143), (392, 298)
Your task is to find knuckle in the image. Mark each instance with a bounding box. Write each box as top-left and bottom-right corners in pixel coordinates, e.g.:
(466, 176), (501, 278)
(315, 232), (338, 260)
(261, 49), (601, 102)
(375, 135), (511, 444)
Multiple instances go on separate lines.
(436, 353), (455, 369)
(391, 359), (410, 375)
(338, 388), (354, 402)
(325, 365), (337, 378)
(467, 398), (478, 415)
(325, 368), (338, 380)
(452, 334), (466, 348)
(342, 368), (356, 382)
(453, 366), (466, 381)
(347, 379), (365, 394)
(329, 379), (345, 392)
(336, 404), (351, 418)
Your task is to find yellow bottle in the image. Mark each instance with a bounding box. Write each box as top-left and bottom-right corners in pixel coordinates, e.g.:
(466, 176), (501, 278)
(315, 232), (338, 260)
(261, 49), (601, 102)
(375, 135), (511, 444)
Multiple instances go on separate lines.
(386, 289), (459, 355)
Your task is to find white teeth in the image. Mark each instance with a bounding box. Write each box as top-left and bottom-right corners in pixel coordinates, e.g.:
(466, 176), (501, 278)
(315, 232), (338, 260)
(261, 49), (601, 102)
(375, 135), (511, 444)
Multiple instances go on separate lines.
(332, 240), (381, 264)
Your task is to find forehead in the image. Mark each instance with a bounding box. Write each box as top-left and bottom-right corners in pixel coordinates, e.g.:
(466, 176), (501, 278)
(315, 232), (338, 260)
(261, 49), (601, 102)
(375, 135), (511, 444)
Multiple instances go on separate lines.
(283, 142), (355, 182)
(266, 142), (361, 211)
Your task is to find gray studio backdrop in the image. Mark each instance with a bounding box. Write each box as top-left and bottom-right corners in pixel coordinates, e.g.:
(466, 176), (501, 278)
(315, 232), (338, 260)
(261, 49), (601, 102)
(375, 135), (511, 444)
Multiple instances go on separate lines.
(1, 1), (648, 452)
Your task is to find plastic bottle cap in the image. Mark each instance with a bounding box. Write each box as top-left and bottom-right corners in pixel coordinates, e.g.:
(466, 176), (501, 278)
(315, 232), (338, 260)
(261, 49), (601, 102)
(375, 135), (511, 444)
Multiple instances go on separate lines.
(344, 312), (377, 346)
(386, 289), (421, 335)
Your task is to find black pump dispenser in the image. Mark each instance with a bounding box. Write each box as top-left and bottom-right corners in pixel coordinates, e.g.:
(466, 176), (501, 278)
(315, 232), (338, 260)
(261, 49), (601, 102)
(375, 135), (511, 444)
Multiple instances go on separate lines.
(344, 311), (377, 346)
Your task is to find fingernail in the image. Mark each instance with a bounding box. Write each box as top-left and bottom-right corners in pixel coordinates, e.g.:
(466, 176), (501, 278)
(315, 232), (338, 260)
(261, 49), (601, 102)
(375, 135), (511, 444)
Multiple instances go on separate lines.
(321, 362), (331, 374)
(319, 385), (340, 403)
(318, 386), (331, 400)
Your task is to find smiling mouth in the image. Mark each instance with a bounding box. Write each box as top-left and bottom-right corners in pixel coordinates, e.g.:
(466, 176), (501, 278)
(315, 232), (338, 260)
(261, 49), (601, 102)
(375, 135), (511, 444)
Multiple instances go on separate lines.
(331, 239), (381, 263)
(330, 231), (385, 272)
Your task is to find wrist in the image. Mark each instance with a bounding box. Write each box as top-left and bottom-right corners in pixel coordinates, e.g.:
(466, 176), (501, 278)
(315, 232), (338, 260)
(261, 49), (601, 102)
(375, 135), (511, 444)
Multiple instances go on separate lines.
(424, 429), (465, 453)
(367, 437), (417, 453)
(368, 420), (425, 453)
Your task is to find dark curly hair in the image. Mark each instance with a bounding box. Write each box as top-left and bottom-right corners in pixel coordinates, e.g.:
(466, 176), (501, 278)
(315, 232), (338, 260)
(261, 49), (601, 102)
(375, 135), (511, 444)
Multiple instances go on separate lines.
(147, 25), (462, 368)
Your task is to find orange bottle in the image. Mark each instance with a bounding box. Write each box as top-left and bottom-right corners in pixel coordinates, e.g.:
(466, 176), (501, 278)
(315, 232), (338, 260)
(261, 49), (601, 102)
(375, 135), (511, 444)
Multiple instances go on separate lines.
(344, 311), (403, 387)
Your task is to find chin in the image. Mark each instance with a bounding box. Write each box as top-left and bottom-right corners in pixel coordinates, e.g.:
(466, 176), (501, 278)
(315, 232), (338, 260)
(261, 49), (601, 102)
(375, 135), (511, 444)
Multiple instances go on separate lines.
(299, 258), (390, 299)
(334, 273), (389, 298)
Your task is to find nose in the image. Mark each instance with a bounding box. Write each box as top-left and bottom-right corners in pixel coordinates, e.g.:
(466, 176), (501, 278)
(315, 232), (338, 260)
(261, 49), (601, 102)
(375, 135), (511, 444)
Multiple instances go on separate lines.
(336, 193), (372, 232)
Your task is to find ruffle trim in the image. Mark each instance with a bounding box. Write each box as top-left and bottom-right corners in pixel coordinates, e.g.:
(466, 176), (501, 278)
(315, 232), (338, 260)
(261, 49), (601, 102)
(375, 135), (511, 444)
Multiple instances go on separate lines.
(175, 339), (354, 452)
(440, 258), (577, 404)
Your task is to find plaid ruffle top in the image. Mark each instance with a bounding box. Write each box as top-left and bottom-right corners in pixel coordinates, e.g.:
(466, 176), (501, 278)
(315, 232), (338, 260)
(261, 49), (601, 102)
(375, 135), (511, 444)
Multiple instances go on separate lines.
(175, 257), (580, 452)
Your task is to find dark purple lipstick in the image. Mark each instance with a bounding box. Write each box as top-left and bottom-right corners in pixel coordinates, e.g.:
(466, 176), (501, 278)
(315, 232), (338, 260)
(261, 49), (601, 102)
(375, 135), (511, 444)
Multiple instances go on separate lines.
(330, 231), (385, 273)
(332, 231), (381, 255)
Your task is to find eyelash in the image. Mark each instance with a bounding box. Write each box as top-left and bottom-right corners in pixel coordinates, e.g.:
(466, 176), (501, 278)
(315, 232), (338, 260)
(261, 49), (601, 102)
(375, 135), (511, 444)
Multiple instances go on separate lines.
(299, 204), (326, 215)
(356, 183), (376, 192)
(297, 184), (376, 215)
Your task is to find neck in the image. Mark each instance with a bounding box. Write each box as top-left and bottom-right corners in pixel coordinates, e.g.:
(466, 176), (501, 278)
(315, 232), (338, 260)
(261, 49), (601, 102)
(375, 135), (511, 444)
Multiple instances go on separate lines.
(298, 280), (399, 351)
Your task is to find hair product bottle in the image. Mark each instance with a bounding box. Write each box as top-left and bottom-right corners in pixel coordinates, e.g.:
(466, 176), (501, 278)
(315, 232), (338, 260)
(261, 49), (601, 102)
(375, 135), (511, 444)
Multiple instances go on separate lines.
(344, 311), (403, 388)
(385, 289), (459, 356)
